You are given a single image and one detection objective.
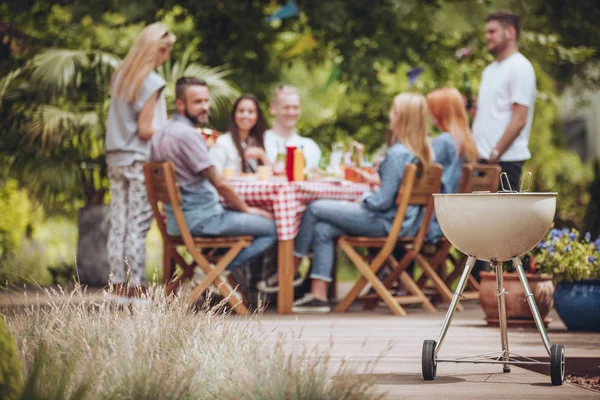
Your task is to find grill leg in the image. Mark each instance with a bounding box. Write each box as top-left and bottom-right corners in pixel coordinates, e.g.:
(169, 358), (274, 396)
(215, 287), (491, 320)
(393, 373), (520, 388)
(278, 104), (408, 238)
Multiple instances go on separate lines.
(494, 260), (511, 373)
(435, 256), (476, 352)
(513, 257), (552, 354)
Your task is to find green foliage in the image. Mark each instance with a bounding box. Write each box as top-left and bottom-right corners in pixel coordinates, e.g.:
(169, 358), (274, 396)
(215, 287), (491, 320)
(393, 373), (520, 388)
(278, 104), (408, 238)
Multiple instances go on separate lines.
(1, 217), (76, 286)
(0, 10), (240, 214)
(536, 228), (600, 283)
(0, 180), (42, 262)
(584, 160), (600, 238)
(0, 0), (599, 273)
(0, 316), (23, 400)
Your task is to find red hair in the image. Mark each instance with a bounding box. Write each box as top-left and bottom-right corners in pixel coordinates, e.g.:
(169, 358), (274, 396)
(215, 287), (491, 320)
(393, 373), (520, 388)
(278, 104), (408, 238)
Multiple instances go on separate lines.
(426, 88), (477, 163)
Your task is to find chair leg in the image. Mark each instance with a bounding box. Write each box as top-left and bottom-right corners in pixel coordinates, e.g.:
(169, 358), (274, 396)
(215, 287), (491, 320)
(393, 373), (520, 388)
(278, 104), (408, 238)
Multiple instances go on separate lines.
(335, 241), (406, 316)
(385, 255), (436, 313)
(399, 272), (436, 313)
(335, 275), (369, 313)
(416, 254), (462, 312)
(165, 249), (196, 296)
(362, 252), (414, 311)
(163, 244), (176, 285)
(416, 244), (451, 289)
(445, 253), (466, 287)
(165, 270), (193, 296)
(188, 242), (249, 315)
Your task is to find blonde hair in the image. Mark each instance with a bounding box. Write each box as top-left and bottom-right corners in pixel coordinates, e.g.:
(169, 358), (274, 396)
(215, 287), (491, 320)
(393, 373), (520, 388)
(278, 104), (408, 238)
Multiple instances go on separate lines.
(110, 22), (176, 103)
(271, 85), (299, 105)
(388, 93), (434, 171)
(426, 87), (477, 163)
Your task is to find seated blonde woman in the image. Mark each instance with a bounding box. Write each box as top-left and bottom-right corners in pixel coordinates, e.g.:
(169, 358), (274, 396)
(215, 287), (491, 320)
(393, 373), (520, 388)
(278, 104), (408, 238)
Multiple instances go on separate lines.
(257, 93), (435, 312)
(209, 94), (270, 175)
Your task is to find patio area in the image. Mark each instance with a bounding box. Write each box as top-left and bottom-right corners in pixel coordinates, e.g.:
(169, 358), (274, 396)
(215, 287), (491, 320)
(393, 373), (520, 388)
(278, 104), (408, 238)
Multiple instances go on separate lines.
(252, 301), (600, 399)
(2, 285), (599, 399)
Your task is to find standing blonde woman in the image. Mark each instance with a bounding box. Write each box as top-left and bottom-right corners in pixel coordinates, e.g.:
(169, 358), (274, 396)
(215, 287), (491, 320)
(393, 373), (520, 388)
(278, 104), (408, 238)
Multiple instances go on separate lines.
(425, 87), (477, 241)
(105, 22), (176, 300)
(258, 93), (434, 312)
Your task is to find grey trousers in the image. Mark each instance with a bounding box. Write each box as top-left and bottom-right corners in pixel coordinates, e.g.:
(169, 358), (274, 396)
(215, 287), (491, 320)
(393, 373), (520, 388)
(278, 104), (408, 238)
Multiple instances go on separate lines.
(107, 162), (153, 285)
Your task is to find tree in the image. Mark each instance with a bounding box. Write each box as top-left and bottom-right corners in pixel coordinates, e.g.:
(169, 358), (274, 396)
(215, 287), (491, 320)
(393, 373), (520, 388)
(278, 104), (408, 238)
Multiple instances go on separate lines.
(0, 39), (239, 284)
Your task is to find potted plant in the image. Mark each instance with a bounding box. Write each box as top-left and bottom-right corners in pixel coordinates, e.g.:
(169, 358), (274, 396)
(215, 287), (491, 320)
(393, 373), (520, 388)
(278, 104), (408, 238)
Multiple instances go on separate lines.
(536, 228), (600, 332)
(478, 254), (555, 328)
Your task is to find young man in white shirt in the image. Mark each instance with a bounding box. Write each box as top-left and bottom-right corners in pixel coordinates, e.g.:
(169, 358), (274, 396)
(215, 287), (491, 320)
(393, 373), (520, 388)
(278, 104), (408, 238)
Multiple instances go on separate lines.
(264, 85), (322, 170)
(471, 10), (536, 192)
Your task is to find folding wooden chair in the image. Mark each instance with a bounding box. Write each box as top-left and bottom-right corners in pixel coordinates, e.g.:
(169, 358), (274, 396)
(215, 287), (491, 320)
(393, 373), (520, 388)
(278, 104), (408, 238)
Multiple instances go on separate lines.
(143, 162), (252, 315)
(416, 163), (501, 302)
(334, 164), (443, 316)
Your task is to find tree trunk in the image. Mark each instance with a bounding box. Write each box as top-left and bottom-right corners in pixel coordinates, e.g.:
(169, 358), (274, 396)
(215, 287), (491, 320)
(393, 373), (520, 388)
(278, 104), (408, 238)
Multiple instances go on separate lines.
(76, 205), (110, 287)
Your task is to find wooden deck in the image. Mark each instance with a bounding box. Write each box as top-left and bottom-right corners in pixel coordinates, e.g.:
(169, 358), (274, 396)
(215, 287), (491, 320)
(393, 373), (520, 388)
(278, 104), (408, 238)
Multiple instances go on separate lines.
(2, 286), (599, 398)
(252, 302), (600, 399)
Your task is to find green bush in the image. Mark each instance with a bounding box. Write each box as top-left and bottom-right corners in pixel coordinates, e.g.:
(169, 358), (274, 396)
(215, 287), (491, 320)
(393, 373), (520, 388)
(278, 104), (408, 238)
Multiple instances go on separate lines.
(0, 180), (41, 262)
(0, 316), (23, 400)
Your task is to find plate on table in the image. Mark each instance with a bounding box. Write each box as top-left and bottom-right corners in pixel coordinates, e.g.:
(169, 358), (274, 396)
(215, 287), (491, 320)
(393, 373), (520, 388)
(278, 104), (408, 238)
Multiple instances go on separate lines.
(229, 174), (257, 181)
(310, 177), (344, 184)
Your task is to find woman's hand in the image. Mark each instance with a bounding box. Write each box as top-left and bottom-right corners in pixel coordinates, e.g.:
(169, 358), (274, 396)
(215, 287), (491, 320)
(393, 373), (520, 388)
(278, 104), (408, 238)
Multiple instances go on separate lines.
(247, 206), (274, 220)
(245, 147), (270, 164)
(354, 168), (381, 185)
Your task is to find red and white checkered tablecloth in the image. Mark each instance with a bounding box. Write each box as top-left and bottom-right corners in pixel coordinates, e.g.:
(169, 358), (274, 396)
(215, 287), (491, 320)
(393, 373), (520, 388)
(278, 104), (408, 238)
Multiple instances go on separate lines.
(229, 179), (370, 240)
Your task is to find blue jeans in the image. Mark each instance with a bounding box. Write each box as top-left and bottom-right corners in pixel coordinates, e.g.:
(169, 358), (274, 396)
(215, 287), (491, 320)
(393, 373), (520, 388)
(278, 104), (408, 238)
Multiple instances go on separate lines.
(191, 211), (277, 269)
(294, 200), (388, 282)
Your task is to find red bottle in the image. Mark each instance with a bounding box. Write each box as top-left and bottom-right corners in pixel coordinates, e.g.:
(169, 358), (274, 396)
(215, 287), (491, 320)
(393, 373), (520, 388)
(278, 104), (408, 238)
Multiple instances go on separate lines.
(286, 146), (296, 182)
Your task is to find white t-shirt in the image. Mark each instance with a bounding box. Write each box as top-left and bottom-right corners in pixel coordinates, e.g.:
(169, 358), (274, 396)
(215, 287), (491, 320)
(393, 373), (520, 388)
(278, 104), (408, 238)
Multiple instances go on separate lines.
(264, 130), (322, 169)
(208, 133), (259, 175)
(472, 52), (536, 162)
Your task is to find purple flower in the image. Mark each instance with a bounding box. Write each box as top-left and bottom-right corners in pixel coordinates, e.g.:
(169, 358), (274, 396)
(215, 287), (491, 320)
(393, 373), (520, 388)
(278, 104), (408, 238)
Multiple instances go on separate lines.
(589, 256), (597, 263)
(564, 245), (572, 252)
(585, 232), (591, 242)
(548, 245), (556, 254)
(549, 229), (560, 238)
(538, 242), (548, 249)
(595, 238), (600, 248)
(569, 232), (577, 241)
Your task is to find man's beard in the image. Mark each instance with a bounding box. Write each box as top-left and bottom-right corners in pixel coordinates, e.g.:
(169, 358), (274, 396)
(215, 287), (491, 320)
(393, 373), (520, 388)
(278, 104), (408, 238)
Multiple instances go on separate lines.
(489, 35), (509, 56)
(184, 109), (209, 127)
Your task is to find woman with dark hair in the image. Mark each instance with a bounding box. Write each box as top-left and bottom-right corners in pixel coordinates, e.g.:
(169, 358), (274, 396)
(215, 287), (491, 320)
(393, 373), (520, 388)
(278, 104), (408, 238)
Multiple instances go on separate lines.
(209, 94), (270, 175)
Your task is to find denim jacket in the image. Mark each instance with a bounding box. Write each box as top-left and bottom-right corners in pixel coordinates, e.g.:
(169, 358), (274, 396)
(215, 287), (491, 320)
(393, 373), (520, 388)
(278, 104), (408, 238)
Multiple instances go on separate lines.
(427, 132), (463, 242)
(362, 142), (423, 238)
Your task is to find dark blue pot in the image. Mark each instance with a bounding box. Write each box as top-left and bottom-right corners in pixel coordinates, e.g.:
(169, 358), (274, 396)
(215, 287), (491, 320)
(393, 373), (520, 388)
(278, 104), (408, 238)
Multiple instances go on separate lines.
(554, 279), (600, 332)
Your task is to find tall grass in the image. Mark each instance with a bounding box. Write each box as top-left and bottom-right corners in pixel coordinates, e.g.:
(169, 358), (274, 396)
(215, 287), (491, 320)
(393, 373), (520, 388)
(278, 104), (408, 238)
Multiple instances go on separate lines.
(6, 284), (381, 400)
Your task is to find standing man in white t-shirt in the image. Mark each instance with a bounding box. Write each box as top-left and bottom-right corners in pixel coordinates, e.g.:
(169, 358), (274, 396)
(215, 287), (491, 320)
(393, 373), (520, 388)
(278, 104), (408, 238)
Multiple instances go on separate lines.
(264, 85), (322, 170)
(472, 10), (536, 192)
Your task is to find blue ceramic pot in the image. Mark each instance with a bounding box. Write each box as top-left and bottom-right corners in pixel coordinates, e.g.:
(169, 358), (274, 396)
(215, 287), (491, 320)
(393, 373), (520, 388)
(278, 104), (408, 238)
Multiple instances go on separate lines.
(553, 279), (600, 332)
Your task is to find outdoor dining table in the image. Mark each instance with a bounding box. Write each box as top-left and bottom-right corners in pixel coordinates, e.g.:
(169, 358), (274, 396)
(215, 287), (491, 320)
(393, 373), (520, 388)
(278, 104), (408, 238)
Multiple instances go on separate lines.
(228, 176), (371, 314)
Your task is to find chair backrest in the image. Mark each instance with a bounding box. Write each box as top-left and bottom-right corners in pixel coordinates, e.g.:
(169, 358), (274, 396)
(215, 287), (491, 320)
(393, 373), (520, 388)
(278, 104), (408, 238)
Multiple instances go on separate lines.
(143, 162), (193, 245)
(383, 163), (443, 255)
(460, 163), (501, 193)
(458, 164), (473, 193)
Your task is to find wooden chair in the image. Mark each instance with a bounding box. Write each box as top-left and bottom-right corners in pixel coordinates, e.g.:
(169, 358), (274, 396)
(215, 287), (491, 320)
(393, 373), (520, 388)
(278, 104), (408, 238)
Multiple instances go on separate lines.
(416, 163), (501, 302)
(143, 162), (252, 315)
(334, 164), (443, 316)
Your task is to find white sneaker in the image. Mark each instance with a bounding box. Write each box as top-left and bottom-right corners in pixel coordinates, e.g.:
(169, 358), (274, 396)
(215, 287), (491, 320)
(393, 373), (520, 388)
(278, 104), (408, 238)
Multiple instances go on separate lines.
(192, 266), (206, 286)
(218, 272), (243, 303)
